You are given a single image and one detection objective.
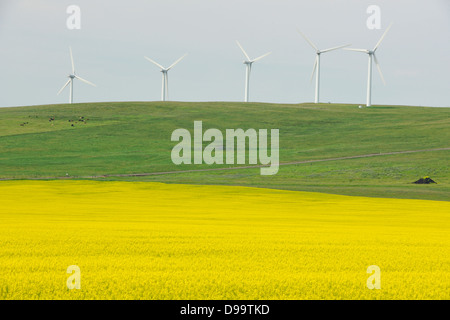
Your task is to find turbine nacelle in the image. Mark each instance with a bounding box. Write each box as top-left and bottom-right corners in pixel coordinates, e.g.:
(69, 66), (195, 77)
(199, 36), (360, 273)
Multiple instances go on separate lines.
(236, 40), (271, 103)
(144, 53), (187, 101)
(344, 23), (393, 106)
(57, 47), (96, 104)
(297, 29), (350, 103)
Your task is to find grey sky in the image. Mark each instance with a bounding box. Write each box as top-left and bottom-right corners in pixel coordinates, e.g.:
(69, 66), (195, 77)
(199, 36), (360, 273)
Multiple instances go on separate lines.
(0, 0), (449, 108)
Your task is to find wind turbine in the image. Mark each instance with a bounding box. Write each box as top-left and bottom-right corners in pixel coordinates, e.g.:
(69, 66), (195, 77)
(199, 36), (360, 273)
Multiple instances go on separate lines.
(57, 47), (96, 104)
(236, 41), (271, 102)
(297, 30), (350, 104)
(345, 23), (393, 106)
(144, 53), (187, 101)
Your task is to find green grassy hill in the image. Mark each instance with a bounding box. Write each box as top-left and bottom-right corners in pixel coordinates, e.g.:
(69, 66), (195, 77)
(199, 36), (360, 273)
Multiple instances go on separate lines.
(0, 101), (448, 201)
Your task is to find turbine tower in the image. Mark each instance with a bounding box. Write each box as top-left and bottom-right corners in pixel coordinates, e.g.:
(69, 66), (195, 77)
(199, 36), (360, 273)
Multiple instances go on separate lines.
(297, 30), (350, 104)
(144, 54), (187, 101)
(345, 23), (392, 106)
(236, 41), (271, 102)
(57, 47), (96, 104)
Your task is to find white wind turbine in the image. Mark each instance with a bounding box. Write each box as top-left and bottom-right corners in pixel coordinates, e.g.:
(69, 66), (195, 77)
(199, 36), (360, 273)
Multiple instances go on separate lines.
(236, 41), (271, 102)
(345, 23), (393, 106)
(144, 53), (187, 101)
(297, 30), (350, 104)
(57, 47), (96, 104)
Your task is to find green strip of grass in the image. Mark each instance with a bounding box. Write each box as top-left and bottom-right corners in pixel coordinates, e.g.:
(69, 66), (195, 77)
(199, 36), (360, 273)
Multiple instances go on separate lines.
(0, 102), (448, 200)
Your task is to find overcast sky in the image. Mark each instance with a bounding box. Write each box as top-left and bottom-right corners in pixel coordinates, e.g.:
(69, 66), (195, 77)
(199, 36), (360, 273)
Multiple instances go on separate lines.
(1, 0), (449, 108)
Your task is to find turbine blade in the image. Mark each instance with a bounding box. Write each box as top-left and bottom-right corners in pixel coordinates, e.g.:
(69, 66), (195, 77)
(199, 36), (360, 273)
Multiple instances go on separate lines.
(236, 41), (250, 60)
(167, 53), (188, 70)
(296, 29), (319, 51)
(57, 79), (71, 95)
(74, 75), (96, 87)
(252, 52), (271, 62)
(144, 56), (165, 70)
(373, 22), (393, 51)
(373, 53), (386, 85)
(70, 47), (75, 73)
(344, 48), (369, 53)
(320, 44), (351, 53)
(310, 56), (318, 83)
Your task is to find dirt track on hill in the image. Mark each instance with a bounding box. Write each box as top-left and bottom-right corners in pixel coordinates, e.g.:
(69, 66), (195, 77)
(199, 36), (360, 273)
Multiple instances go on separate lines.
(1, 147), (448, 180)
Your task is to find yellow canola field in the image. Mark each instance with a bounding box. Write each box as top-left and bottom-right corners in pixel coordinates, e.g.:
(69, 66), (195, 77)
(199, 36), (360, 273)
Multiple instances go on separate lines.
(0, 180), (449, 300)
